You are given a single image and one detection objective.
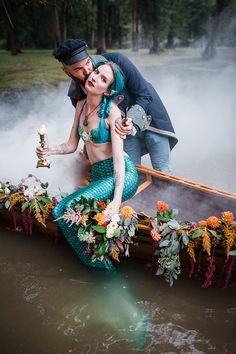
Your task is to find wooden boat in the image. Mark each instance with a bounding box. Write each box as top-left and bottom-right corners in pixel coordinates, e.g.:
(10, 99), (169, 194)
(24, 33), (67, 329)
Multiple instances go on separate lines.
(1, 165), (236, 287)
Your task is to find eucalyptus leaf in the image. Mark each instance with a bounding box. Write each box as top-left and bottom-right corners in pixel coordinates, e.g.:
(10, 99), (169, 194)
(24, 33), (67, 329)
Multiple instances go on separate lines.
(170, 208), (179, 218)
(228, 250), (236, 256)
(167, 220), (180, 230)
(159, 239), (170, 247)
(4, 200), (10, 209)
(155, 267), (164, 275)
(182, 235), (189, 246)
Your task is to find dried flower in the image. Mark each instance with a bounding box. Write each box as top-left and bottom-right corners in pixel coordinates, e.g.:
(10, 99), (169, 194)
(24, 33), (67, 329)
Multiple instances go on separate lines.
(156, 200), (169, 212)
(221, 211), (234, 225)
(207, 216), (220, 229)
(94, 212), (106, 226)
(120, 206), (134, 218)
(198, 220), (207, 227)
(80, 214), (88, 225)
(150, 229), (161, 241)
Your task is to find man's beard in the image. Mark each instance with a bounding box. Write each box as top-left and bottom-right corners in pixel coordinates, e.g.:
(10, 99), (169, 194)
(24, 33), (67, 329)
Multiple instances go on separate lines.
(72, 74), (89, 86)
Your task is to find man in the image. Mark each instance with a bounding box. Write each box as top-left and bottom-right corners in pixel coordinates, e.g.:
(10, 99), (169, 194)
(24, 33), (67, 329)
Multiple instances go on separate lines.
(53, 38), (178, 172)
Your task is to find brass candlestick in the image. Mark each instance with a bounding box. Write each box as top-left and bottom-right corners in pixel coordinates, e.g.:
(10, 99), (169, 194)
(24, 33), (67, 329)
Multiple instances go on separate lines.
(36, 125), (51, 168)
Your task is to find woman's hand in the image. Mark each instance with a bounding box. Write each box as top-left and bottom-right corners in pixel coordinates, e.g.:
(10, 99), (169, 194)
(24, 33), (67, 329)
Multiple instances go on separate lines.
(36, 144), (50, 159)
(103, 200), (121, 221)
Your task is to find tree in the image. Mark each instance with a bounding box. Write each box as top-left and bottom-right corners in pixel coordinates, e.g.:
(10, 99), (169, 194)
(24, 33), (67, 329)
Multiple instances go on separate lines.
(132, 0), (139, 51)
(2, 0), (21, 54)
(96, 0), (106, 53)
(202, 0), (235, 59)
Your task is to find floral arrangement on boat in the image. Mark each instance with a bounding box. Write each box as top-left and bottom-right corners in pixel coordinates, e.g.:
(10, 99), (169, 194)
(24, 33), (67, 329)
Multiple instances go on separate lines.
(0, 174), (54, 232)
(57, 196), (138, 262)
(150, 201), (236, 288)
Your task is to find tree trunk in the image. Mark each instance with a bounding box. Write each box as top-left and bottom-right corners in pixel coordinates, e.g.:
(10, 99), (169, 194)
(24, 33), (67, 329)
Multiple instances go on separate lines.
(96, 0), (106, 54)
(132, 0), (139, 51)
(202, 0), (230, 60)
(53, 5), (62, 47)
(149, 30), (159, 54)
(3, 0), (21, 55)
(166, 27), (174, 49)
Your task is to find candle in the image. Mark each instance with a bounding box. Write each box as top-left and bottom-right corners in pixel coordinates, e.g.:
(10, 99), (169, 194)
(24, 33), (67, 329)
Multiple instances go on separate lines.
(39, 124), (46, 135)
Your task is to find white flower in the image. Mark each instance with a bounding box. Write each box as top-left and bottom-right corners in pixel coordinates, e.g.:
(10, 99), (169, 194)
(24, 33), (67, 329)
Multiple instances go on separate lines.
(111, 213), (120, 222)
(24, 185), (45, 200)
(4, 187), (11, 195)
(106, 221), (118, 238)
(106, 229), (115, 239)
(107, 221), (118, 230)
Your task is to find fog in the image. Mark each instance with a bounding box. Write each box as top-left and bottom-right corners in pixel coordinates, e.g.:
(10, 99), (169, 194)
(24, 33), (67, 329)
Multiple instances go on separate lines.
(0, 48), (236, 195)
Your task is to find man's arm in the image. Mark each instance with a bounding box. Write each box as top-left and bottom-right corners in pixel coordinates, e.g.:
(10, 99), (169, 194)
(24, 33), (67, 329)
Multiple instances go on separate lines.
(102, 52), (153, 132)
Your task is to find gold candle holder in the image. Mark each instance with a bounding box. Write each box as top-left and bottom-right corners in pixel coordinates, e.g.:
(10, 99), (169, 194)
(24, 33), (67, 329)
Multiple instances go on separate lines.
(36, 125), (51, 168)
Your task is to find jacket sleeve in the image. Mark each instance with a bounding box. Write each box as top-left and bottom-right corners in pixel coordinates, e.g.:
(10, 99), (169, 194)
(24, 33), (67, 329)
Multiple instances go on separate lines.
(103, 52), (153, 131)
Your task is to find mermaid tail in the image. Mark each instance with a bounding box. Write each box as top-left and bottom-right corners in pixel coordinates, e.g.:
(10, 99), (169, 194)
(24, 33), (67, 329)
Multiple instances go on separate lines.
(52, 157), (138, 270)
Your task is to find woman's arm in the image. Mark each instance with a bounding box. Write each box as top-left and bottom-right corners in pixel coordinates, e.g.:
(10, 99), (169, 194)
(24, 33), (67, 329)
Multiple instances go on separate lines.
(36, 100), (83, 159)
(108, 105), (125, 212)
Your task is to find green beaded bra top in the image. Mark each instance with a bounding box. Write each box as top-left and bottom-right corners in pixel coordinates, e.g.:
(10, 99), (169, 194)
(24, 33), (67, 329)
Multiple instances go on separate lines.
(78, 101), (111, 144)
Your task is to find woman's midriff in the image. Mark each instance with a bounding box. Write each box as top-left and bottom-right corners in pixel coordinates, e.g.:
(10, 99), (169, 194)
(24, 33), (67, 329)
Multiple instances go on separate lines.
(86, 141), (128, 164)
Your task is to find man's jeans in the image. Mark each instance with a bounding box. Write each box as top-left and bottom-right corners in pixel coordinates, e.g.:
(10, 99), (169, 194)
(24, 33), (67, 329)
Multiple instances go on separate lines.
(124, 130), (171, 173)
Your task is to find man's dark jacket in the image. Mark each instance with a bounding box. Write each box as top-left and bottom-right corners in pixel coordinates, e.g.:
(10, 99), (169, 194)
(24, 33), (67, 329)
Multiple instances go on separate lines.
(68, 52), (178, 150)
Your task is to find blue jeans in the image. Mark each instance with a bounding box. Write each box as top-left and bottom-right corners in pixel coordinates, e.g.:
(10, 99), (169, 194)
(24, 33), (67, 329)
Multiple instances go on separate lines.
(124, 130), (171, 173)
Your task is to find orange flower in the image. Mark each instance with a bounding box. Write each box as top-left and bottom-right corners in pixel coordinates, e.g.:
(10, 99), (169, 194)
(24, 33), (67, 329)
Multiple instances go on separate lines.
(207, 216), (220, 229)
(221, 211), (234, 225)
(150, 229), (161, 241)
(156, 201), (169, 213)
(120, 206), (134, 218)
(94, 213), (106, 225)
(198, 220), (207, 227)
(96, 201), (107, 211)
(80, 215), (88, 225)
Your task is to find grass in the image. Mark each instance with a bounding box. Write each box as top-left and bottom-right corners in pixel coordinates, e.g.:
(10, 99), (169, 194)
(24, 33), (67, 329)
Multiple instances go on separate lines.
(0, 49), (73, 91)
(1, 47), (235, 92)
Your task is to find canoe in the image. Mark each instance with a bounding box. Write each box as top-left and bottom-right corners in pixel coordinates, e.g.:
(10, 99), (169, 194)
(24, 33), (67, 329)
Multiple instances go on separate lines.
(1, 165), (236, 287)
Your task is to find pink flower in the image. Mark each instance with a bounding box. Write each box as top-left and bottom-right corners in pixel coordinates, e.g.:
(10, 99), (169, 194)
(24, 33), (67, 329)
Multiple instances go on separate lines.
(56, 209), (82, 226)
(150, 229), (161, 241)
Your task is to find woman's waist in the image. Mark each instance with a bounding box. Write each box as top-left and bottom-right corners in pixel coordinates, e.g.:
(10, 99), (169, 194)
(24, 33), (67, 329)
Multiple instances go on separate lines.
(91, 154), (134, 180)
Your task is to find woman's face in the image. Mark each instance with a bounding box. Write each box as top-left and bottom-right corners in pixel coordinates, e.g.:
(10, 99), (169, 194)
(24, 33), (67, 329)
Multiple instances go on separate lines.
(85, 64), (114, 96)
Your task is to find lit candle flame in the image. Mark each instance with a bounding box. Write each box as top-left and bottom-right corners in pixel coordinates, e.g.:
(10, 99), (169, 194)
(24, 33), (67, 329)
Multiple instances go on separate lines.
(38, 124), (46, 135)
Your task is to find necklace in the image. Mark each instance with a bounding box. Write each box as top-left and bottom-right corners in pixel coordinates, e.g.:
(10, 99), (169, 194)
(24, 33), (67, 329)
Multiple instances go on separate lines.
(83, 101), (100, 126)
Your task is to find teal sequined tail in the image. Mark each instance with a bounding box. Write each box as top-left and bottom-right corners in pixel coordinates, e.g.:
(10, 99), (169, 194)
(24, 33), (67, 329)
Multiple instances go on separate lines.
(52, 156), (138, 270)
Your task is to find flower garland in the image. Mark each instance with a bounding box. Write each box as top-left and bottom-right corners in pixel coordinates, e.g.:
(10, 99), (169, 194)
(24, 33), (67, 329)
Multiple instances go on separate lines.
(150, 201), (236, 287)
(0, 174), (54, 230)
(56, 196), (138, 262)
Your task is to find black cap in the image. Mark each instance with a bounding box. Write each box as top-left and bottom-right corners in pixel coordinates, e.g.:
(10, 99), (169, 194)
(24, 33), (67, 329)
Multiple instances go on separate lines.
(53, 38), (89, 65)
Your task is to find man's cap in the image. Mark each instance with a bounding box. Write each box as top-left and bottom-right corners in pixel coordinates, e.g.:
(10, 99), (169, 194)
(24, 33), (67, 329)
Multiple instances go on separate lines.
(53, 39), (89, 65)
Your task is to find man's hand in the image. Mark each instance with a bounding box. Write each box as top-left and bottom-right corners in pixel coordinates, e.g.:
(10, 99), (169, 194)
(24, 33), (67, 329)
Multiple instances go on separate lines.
(115, 117), (133, 139)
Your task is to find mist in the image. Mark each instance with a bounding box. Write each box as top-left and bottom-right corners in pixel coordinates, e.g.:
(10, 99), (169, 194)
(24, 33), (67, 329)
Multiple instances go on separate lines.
(0, 49), (236, 195)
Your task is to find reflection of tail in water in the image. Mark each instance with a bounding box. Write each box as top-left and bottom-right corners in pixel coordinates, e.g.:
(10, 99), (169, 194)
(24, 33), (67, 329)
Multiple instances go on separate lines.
(90, 273), (149, 350)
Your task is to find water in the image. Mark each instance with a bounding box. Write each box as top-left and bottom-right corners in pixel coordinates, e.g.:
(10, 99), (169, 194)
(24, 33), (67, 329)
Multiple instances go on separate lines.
(0, 230), (235, 354)
(0, 47), (236, 353)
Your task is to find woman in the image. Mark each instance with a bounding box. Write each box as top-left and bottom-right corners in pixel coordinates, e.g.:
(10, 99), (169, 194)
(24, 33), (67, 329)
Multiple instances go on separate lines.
(36, 62), (139, 270)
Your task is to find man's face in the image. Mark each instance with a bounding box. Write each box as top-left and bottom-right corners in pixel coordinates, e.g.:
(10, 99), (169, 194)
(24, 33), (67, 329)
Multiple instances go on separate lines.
(63, 57), (93, 84)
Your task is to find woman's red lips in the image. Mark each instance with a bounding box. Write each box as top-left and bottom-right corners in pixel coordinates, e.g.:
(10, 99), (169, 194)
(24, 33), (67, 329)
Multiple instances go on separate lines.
(87, 80), (94, 87)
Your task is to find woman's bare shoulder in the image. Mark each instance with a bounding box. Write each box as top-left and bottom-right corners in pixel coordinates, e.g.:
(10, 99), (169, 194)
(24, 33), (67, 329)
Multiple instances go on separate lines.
(108, 102), (122, 122)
